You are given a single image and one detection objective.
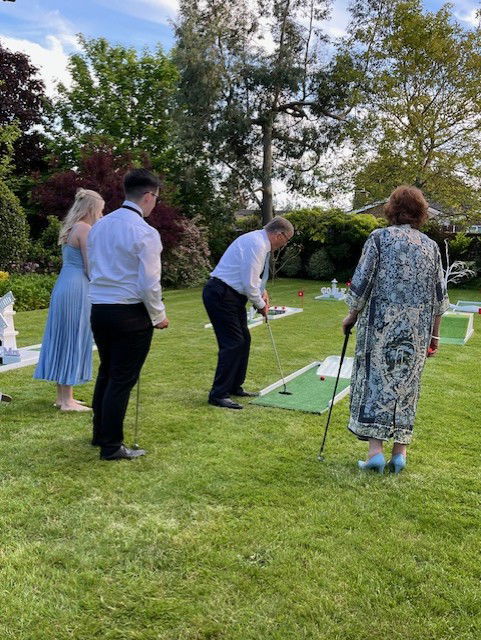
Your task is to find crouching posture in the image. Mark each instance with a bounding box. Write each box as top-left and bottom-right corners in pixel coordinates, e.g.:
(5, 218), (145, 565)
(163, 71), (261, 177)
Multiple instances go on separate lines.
(203, 217), (294, 410)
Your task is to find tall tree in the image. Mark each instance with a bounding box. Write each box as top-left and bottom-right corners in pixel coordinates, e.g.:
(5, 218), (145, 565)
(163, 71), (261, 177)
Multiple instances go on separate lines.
(51, 36), (179, 173)
(349, 0), (481, 221)
(174, 0), (363, 223)
(0, 41), (49, 176)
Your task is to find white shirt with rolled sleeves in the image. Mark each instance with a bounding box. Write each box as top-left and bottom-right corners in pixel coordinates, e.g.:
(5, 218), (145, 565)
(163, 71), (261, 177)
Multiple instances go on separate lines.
(87, 200), (166, 325)
(211, 229), (270, 310)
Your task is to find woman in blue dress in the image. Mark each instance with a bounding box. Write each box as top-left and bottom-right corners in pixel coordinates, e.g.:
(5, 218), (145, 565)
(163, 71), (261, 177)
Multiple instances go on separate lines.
(343, 186), (450, 473)
(34, 189), (104, 411)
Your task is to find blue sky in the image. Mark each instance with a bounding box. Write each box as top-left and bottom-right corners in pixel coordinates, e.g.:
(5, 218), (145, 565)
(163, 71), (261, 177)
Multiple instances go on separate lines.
(0, 0), (478, 94)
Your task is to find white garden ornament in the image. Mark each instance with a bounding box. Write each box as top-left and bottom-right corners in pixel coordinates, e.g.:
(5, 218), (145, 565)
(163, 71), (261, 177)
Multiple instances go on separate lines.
(443, 239), (475, 288)
(0, 291), (44, 370)
(315, 279), (347, 301)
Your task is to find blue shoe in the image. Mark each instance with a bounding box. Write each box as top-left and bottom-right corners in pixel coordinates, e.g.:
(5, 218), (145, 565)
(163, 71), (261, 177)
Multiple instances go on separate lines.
(387, 454), (406, 474)
(357, 452), (385, 473)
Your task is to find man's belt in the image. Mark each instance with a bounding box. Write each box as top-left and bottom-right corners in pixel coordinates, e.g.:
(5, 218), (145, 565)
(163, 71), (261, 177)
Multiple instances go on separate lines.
(209, 277), (247, 300)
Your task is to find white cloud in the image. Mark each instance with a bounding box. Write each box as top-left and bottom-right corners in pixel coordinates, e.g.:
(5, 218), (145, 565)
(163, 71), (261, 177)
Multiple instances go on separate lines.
(97, 0), (179, 25)
(326, 1), (349, 39)
(456, 7), (479, 26)
(1, 2), (79, 48)
(0, 3), (79, 96)
(0, 34), (71, 96)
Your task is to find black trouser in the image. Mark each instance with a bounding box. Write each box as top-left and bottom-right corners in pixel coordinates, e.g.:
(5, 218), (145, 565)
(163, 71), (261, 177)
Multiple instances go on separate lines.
(91, 303), (153, 455)
(202, 278), (251, 400)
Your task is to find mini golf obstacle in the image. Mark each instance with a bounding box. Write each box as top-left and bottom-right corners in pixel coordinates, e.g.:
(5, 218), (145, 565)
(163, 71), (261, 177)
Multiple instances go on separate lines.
(315, 279), (348, 302)
(451, 300), (481, 314)
(440, 311), (474, 345)
(204, 305), (303, 330)
(0, 290), (42, 372)
(251, 357), (354, 414)
(0, 344), (41, 372)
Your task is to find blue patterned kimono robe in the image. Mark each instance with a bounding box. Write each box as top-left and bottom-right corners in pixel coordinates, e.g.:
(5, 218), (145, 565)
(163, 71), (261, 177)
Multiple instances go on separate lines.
(346, 224), (450, 444)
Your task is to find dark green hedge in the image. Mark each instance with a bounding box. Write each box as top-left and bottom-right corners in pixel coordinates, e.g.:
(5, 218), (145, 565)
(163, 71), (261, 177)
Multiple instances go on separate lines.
(0, 273), (56, 311)
(0, 180), (29, 270)
(281, 208), (384, 281)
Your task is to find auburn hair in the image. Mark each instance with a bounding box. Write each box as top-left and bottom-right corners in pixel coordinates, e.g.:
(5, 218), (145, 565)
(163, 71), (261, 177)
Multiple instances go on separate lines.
(384, 185), (429, 229)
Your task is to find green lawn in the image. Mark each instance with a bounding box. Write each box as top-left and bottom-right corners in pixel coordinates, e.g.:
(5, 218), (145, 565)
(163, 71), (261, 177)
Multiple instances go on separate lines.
(1, 279), (480, 640)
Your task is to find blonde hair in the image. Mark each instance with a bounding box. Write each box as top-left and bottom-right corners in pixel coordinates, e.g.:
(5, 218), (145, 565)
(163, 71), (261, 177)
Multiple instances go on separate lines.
(58, 188), (104, 245)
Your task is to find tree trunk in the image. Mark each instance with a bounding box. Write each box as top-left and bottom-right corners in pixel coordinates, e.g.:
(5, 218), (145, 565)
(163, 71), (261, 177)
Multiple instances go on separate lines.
(261, 120), (274, 225)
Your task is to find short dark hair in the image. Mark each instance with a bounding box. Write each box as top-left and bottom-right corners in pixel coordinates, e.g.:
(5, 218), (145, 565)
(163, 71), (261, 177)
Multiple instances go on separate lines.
(384, 185), (429, 229)
(123, 168), (161, 200)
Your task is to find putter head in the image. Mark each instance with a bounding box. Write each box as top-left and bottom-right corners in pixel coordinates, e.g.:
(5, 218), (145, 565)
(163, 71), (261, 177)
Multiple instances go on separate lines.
(317, 454), (325, 462)
(279, 390), (292, 395)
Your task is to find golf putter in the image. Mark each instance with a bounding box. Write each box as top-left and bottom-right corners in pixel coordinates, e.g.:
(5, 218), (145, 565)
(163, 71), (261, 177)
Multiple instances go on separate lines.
(132, 375), (141, 450)
(317, 326), (352, 462)
(265, 315), (292, 395)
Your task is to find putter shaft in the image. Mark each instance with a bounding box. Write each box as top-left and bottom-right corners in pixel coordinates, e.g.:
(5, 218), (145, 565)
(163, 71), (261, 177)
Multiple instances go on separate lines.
(265, 318), (291, 394)
(318, 328), (352, 460)
(133, 376), (140, 449)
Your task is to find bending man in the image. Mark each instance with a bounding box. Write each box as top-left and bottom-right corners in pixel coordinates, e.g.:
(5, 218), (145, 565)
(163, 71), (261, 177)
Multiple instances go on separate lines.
(203, 216), (294, 410)
(88, 169), (169, 460)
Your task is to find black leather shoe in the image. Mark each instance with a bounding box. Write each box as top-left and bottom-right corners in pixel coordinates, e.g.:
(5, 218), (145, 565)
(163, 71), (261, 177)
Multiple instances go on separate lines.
(0, 393), (12, 403)
(208, 397), (243, 410)
(232, 389), (259, 398)
(100, 445), (147, 460)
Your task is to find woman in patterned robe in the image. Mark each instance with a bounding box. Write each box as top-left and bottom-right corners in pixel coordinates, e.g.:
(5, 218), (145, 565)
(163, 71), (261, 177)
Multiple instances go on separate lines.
(343, 186), (450, 473)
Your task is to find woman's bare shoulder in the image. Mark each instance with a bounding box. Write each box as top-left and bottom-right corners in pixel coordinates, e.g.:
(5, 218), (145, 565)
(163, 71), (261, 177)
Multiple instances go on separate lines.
(70, 221), (92, 236)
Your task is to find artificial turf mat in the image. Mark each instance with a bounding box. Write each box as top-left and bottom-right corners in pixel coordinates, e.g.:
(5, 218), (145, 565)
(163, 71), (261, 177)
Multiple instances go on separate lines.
(441, 314), (471, 344)
(250, 364), (350, 414)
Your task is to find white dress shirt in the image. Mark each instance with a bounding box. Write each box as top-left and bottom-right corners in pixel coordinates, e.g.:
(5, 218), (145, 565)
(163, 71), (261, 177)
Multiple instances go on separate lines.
(211, 229), (271, 309)
(88, 201), (166, 325)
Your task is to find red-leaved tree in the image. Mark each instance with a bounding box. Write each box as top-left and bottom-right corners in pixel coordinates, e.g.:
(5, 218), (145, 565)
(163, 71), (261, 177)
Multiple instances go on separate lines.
(32, 146), (211, 284)
(0, 41), (49, 175)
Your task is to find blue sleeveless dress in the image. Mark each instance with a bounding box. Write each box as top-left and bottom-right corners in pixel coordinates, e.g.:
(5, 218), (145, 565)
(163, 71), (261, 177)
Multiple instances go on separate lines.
(34, 244), (93, 385)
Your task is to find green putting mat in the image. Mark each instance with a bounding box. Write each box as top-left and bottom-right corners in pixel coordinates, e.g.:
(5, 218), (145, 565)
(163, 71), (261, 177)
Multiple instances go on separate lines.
(440, 313), (473, 345)
(251, 365), (350, 414)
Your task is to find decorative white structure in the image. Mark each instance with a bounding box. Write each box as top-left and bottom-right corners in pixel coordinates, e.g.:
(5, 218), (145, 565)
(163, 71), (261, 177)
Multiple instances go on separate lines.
(315, 278), (347, 301)
(443, 239), (475, 288)
(0, 291), (18, 350)
(0, 290), (43, 371)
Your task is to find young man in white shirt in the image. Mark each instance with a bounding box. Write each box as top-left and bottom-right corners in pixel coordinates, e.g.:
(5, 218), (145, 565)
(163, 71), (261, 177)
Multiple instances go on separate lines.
(203, 216), (294, 409)
(88, 169), (169, 460)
